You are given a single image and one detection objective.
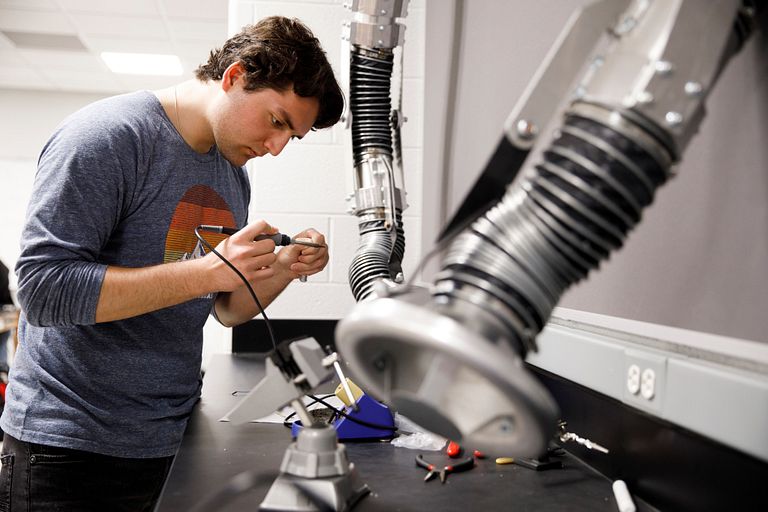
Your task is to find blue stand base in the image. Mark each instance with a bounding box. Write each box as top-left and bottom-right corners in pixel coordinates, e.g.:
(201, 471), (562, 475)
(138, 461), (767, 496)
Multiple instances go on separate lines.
(292, 394), (395, 440)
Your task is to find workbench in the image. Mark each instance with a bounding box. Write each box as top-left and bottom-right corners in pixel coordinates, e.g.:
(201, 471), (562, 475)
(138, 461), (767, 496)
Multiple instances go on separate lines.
(156, 353), (654, 511)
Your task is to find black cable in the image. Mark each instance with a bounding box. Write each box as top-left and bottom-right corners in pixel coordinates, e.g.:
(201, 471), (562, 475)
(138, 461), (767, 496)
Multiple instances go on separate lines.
(306, 394), (398, 432)
(282, 394), (337, 427)
(194, 226), (277, 350)
(281, 393), (398, 432)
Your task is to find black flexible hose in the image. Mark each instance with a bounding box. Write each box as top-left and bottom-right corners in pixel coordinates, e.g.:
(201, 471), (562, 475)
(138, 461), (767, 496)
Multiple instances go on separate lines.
(433, 104), (671, 353)
(348, 215), (406, 301)
(348, 46), (407, 301)
(350, 49), (395, 161)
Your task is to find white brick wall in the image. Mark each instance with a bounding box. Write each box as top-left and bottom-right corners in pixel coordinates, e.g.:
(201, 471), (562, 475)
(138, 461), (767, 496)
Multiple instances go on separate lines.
(233, 0), (426, 320)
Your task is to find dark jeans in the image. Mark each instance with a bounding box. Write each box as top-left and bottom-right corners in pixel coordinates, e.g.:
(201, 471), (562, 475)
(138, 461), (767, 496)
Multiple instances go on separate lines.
(0, 434), (173, 512)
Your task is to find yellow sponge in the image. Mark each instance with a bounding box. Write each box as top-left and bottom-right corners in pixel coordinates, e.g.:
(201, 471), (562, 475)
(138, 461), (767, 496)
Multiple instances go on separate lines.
(334, 378), (364, 406)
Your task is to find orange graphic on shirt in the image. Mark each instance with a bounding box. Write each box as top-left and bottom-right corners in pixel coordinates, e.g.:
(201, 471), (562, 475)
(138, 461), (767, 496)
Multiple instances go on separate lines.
(163, 185), (237, 264)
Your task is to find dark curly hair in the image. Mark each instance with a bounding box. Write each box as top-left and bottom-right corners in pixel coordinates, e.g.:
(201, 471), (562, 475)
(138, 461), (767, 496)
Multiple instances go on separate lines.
(196, 16), (344, 129)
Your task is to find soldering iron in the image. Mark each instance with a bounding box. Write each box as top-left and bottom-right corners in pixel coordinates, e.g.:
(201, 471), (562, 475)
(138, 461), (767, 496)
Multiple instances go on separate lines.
(197, 225), (326, 248)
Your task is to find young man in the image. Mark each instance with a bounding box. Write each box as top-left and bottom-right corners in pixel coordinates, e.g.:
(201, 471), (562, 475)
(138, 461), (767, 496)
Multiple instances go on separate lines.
(0, 16), (343, 511)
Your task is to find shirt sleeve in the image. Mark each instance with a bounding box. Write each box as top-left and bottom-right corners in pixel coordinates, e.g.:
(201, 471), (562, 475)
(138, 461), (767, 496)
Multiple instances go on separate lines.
(15, 109), (140, 327)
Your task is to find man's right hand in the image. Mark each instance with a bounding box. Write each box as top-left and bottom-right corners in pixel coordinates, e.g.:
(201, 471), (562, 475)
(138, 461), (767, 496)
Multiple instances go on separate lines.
(205, 220), (280, 292)
(94, 220), (283, 324)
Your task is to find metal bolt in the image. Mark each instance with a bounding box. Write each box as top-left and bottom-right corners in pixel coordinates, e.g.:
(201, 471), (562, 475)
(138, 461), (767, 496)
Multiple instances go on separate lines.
(665, 111), (683, 127)
(434, 295), (449, 305)
(654, 60), (674, 75)
(636, 90), (654, 104)
(615, 15), (637, 35)
(684, 81), (704, 97)
(515, 119), (538, 140)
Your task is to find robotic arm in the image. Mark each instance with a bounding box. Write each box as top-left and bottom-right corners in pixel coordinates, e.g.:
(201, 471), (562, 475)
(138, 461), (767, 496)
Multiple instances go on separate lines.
(337, 0), (760, 458)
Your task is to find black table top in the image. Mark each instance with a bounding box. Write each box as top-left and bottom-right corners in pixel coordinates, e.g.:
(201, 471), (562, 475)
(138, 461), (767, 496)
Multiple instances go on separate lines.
(156, 353), (651, 512)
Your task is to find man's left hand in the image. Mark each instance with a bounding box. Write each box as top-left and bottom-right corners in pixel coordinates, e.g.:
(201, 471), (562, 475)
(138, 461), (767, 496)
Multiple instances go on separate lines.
(274, 228), (329, 280)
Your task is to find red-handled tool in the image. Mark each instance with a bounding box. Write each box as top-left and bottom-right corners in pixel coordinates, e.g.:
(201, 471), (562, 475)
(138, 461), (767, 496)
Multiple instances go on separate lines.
(416, 454), (474, 484)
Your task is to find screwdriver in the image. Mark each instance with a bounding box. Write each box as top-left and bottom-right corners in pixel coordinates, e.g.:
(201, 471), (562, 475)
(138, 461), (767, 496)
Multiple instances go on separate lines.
(198, 225), (326, 248)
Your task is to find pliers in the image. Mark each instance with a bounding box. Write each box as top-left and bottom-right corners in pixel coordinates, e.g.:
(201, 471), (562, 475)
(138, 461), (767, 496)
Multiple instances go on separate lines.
(415, 454), (474, 484)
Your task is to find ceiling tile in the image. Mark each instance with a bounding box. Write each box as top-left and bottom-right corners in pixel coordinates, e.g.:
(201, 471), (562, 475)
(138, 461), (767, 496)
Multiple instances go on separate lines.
(162, 0), (227, 20)
(174, 40), (221, 59)
(0, 48), (26, 66)
(19, 48), (104, 71)
(0, 65), (51, 89)
(2, 31), (87, 51)
(58, 0), (159, 17)
(38, 67), (123, 93)
(82, 35), (174, 54)
(0, 0), (59, 12)
(0, 32), (14, 49)
(0, 8), (76, 34)
(70, 13), (168, 38)
(167, 19), (227, 42)
(0, 1), (228, 94)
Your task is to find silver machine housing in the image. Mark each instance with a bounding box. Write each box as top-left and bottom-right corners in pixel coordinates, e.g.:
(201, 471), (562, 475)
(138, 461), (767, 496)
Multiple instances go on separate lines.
(336, 0), (758, 458)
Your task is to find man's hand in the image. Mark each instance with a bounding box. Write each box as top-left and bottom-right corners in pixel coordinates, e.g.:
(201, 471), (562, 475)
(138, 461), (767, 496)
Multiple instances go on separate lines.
(205, 220), (280, 291)
(213, 226), (329, 327)
(274, 228), (329, 280)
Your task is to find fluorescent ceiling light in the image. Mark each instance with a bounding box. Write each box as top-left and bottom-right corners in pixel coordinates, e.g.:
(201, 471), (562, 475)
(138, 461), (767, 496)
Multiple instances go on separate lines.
(100, 52), (183, 76)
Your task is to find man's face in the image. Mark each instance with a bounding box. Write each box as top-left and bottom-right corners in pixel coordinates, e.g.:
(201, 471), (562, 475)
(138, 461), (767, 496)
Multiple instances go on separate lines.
(211, 72), (320, 167)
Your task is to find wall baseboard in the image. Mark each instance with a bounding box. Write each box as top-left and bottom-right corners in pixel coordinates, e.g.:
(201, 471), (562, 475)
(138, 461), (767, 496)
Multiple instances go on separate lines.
(232, 319), (338, 354)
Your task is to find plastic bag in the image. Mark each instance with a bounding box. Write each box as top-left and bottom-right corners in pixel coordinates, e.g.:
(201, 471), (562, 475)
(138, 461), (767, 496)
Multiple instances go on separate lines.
(390, 413), (447, 451)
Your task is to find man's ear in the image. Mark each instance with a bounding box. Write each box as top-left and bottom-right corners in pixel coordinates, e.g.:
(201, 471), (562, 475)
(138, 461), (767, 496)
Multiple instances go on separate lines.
(221, 61), (245, 92)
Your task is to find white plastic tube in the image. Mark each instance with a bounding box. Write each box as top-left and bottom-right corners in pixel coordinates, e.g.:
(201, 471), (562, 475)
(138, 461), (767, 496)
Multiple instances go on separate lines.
(612, 480), (637, 512)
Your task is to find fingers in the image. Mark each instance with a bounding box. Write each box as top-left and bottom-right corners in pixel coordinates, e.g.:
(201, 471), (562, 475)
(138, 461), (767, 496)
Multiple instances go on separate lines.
(289, 229), (329, 277)
(296, 228), (326, 247)
(220, 224), (329, 282)
(232, 220), (281, 256)
(232, 220), (278, 243)
(209, 219), (282, 290)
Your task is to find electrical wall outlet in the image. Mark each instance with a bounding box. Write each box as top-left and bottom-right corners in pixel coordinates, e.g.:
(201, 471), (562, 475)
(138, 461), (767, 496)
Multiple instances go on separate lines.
(626, 363), (641, 395)
(623, 349), (667, 412)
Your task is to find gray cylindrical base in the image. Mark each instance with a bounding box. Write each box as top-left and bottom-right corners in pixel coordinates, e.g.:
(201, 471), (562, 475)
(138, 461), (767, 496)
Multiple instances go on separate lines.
(280, 426), (349, 479)
(263, 425), (370, 512)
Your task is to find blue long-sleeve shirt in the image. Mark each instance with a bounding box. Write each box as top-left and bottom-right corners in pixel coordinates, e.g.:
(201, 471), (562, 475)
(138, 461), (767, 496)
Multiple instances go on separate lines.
(2, 91), (250, 457)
